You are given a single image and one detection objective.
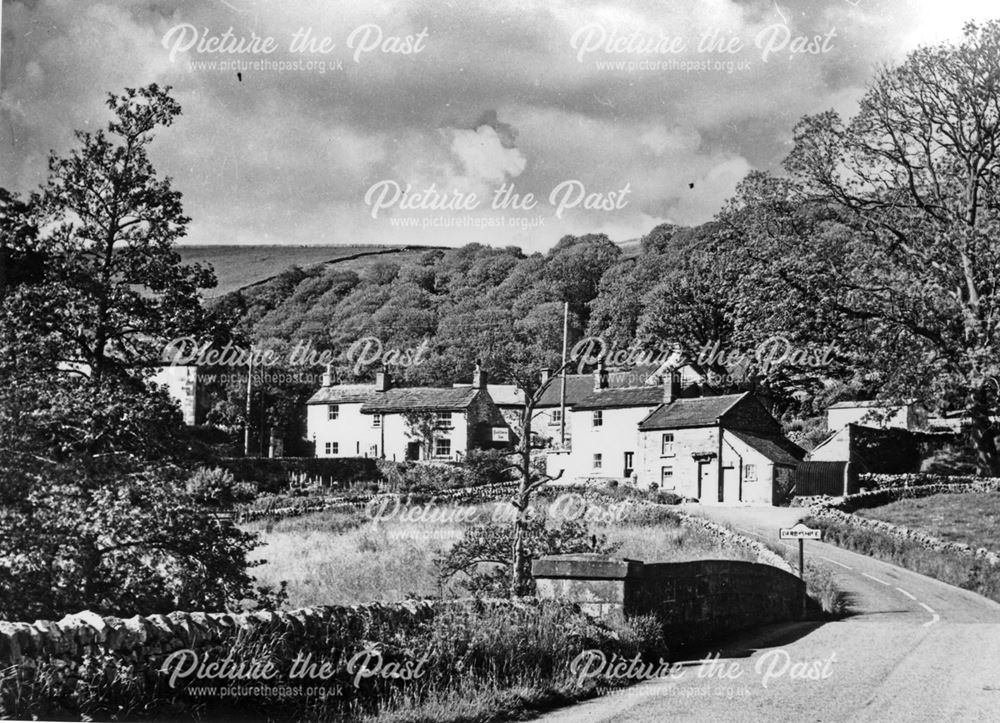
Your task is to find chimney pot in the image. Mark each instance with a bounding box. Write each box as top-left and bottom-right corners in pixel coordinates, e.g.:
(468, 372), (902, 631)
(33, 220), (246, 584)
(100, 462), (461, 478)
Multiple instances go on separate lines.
(322, 363), (335, 387)
(593, 360), (609, 391)
(472, 363), (487, 389)
(663, 370), (682, 404)
(375, 368), (391, 392)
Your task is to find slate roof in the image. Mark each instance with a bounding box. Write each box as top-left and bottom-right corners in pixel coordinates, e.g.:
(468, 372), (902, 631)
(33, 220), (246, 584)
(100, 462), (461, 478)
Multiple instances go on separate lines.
(638, 393), (747, 430)
(360, 386), (480, 413)
(573, 386), (666, 410)
(535, 364), (676, 407)
(536, 374), (602, 407)
(486, 384), (524, 406)
(307, 384), (376, 405)
(727, 429), (805, 466)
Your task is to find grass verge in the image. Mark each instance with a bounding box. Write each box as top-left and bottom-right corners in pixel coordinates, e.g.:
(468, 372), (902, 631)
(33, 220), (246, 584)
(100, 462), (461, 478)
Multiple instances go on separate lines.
(805, 514), (1000, 604)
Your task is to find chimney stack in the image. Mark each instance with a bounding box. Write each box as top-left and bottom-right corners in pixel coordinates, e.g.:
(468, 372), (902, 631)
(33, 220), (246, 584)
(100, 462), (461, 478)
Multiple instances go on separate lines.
(663, 370), (682, 404)
(375, 367), (391, 392)
(540, 368), (551, 384)
(472, 362), (487, 389)
(321, 363), (335, 387)
(593, 360), (608, 391)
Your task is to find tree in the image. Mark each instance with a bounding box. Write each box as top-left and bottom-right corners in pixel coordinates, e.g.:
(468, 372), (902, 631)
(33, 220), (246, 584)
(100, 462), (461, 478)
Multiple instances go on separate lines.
(0, 366), (280, 620)
(504, 356), (579, 595)
(0, 189), (41, 303)
(403, 410), (439, 459)
(437, 514), (619, 596)
(34, 84), (215, 384)
(782, 21), (1000, 472)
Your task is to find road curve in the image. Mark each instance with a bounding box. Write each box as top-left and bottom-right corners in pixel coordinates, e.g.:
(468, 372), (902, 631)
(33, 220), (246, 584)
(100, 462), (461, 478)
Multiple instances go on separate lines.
(531, 504), (1000, 722)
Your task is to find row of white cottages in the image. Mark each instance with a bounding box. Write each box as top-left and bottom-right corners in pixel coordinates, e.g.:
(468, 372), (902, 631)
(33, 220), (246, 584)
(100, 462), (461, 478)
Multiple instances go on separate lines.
(305, 363), (805, 505)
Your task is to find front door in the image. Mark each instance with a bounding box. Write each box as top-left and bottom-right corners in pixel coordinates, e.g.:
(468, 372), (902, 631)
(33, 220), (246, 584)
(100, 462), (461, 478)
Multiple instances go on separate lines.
(722, 466), (740, 503)
(623, 451), (634, 478)
(698, 462), (713, 501)
(406, 442), (420, 461)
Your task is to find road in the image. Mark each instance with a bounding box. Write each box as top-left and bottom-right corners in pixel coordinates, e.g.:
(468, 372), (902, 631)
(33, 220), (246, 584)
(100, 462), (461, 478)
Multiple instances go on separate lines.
(531, 504), (1000, 722)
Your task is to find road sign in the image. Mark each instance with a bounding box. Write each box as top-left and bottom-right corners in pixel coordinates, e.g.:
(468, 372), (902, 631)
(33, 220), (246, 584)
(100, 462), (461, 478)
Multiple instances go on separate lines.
(779, 523), (822, 540)
(779, 523), (822, 587)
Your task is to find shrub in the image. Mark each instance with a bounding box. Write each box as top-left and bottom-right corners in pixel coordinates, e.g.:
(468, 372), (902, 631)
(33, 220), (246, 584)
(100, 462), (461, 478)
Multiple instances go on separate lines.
(185, 466), (256, 508)
(653, 490), (683, 505)
(395, 462), (475, 492)
(436, 514), (620, 596)
(0, 470), (285, 621)
(463, 448), (512, 486)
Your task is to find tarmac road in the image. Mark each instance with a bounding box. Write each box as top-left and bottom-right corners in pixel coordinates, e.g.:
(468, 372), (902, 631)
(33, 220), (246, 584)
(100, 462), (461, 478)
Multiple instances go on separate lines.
(530, 504), (1000, 722)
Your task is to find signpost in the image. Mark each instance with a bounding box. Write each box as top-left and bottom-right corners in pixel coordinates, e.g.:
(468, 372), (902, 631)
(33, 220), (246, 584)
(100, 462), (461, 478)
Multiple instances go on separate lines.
(779, 523), (822, 579)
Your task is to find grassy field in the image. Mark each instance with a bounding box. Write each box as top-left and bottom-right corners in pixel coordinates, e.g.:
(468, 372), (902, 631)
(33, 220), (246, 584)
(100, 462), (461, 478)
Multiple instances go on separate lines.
(856, 492), (1000, 553)
(177, 244), (420, 295)
(244, 501), (755, 608)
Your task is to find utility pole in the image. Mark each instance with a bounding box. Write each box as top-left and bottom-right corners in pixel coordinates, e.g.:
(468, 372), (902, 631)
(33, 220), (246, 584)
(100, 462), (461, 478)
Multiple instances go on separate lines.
(559, 300), (568, 447)
(243, 353), (253, 457)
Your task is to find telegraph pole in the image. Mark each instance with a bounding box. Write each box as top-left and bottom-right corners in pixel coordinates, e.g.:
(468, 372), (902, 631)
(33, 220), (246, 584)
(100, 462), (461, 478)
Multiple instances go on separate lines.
(559, 301), (568, 447)
(243, 353), (253, 457)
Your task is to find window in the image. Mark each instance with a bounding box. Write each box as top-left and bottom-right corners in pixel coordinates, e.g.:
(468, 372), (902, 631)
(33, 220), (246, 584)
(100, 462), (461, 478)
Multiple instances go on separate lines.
(661, 465), (674, 489)
(434, 438), (452, 458)
(661, 433), (675, 456)
(592, 410), (603, 427)
(593, 453), (603, 470)
(434, 412), (453, 428)
(624, 451), (634, 477)
(744, 464), (757, 481)
(325, 441), (339, 455)
(372, 413), (381, 428)
(328, 404), (339, 421)
(550, 409), (562, 425)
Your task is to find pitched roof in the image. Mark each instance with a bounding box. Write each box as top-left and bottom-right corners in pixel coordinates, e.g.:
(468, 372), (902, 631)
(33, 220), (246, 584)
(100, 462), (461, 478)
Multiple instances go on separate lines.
(484, 384), (524, 407)
(828, 400), (910, 409)
(360, 386), (480, 413)
(536, 374), (602, 407)
(727, 429), (805, 466)
(639, 393), (747, 430)
(307, 384), (376, 405)
(573, 386), (666, 410)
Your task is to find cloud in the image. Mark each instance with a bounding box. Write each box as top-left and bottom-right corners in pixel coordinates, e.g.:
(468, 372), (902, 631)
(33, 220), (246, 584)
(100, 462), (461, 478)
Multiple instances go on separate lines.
(450, 124), (527, 185)
(2, 0), (997, 248)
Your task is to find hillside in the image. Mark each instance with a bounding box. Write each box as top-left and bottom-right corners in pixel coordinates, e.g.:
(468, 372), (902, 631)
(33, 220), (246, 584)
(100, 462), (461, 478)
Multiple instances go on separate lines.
(176, 245), (422, 296)
(179, 240), (642, 296)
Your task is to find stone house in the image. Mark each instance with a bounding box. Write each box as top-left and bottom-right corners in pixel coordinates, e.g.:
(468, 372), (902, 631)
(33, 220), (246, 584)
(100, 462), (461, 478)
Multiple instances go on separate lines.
(636, 392), (804, 505)
(545, 365), (719, 484)
(306, 366), (512, 461)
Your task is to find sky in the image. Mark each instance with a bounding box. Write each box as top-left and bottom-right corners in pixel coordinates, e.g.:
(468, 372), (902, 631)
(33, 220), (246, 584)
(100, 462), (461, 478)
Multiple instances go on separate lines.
(1, 0), (997, 250)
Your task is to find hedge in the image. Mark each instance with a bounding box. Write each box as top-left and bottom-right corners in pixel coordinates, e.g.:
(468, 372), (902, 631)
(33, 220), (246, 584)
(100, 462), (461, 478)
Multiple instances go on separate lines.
(216, 457), (381, 493)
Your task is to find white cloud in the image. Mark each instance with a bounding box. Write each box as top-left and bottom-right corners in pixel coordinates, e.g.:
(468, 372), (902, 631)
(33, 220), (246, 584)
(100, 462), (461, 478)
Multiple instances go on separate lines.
(450, 125), (527, 184)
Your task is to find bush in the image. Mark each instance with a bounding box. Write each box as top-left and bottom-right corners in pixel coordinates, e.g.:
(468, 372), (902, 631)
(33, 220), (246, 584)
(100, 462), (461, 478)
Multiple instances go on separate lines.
(394, 461), (475, 492)
(437, 514), (620, 596)
(0, 470), (285, 621)
(464, 448), (512, 486)
(653, 490), (683, 505)
(185, 466), (256, 508)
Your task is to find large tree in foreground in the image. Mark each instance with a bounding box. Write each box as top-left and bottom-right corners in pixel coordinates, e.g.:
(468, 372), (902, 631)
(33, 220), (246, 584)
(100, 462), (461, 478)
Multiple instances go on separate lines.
(762, 21), (1000, 473)
(33, 84), (214, 383)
